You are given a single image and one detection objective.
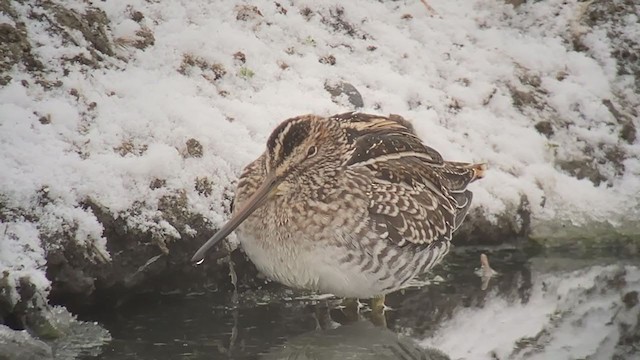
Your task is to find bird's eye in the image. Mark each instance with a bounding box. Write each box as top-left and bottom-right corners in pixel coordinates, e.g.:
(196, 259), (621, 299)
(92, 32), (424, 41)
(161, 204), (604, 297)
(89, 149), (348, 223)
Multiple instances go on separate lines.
(306, 146), (318, 158)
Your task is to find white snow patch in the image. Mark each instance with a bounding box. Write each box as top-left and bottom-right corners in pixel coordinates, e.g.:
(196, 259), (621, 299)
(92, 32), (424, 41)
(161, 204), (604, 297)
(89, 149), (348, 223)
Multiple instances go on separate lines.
(0, 221), (50, 305)
(0, 12), (14, 25)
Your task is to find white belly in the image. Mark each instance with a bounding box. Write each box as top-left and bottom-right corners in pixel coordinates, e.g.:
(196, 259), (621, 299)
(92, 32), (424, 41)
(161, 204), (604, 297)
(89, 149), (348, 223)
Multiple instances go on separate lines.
(238, 232), (385, 298)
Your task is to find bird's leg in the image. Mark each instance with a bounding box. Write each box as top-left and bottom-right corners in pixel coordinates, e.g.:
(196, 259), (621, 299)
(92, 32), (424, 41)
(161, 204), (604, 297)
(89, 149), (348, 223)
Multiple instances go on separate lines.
(313, 299), (332, 330)
(371, 294), (385, 312)
(370, 295), (387, 327)
(228, 256), (238, 307)
(340, 297), (360, 323)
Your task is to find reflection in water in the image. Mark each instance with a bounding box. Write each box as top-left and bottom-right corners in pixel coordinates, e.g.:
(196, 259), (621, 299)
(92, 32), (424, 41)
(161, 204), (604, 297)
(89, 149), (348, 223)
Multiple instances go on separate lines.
(0, 306), (110, 360)
(262, 320), (449, 360)
(77, 248), (639, 360)
(421, 260), (640, 359)
(387, 248), (534, 339)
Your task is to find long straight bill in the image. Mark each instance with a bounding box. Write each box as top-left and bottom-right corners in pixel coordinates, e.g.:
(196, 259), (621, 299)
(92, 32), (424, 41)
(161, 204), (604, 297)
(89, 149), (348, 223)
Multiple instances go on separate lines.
(191, 174), (277, 263)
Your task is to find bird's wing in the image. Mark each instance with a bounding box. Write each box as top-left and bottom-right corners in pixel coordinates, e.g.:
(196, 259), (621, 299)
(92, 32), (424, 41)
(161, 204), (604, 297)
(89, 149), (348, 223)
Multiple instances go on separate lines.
(360, 157), (460, 247)
(330, 112), (417, 136)
(346, 131), (479, 247)
(330, 112), (447, 161)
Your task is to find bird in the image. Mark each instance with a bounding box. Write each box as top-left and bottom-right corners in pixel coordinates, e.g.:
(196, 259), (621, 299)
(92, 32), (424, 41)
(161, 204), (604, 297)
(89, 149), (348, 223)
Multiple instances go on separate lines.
(192, 112), (485, 307)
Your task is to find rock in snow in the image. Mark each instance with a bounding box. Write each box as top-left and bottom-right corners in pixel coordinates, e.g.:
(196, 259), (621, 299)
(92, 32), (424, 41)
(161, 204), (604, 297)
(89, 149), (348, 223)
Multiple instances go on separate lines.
(0, 0), (638, 337)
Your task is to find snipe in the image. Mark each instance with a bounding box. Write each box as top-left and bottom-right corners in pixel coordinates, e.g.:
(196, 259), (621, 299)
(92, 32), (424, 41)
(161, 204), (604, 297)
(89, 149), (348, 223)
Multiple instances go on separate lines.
(192, 112), (485, 300)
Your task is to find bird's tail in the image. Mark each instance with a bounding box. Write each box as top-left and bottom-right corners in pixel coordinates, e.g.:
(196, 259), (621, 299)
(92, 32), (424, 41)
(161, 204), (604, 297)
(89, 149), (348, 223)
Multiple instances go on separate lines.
(441, 161), (487, 188)
(468, 163), (487, 181)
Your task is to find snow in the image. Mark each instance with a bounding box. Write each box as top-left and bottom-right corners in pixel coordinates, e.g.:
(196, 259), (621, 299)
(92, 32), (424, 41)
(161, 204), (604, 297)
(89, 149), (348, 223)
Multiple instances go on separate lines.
(0, 13), (14, 26)
(0, 221), (50, 305)
(0, 0), (639, 304)
(421, 263), (640, 359)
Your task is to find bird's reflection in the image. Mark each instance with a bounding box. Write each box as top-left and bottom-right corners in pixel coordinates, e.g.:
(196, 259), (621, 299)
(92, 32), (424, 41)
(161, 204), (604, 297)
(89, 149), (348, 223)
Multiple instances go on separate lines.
(261, 314), (450, 360)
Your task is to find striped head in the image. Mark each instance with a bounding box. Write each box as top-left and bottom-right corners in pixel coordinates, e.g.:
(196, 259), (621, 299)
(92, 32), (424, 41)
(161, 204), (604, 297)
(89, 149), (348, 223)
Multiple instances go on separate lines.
(191, 114), (347, 263)
(264, 114), (346, 181)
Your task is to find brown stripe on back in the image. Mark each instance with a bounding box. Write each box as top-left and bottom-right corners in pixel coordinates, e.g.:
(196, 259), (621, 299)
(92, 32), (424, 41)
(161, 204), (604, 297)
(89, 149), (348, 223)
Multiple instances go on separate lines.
(330, 112), (416, 144)
(345, 132), (443, 167)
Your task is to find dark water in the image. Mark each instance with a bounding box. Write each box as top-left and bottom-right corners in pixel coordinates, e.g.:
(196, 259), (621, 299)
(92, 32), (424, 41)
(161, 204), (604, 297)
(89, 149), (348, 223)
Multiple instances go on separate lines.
(76, 245), (640, 359)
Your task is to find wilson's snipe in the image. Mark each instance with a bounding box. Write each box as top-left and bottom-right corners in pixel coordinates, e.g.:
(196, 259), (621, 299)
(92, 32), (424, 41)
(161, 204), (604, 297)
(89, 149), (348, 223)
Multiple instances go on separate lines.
(192, 112), (485, 299)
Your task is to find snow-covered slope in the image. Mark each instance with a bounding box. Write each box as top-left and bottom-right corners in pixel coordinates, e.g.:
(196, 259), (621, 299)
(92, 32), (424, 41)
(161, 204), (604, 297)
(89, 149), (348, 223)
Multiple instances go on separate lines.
(1, 0), (638, 331)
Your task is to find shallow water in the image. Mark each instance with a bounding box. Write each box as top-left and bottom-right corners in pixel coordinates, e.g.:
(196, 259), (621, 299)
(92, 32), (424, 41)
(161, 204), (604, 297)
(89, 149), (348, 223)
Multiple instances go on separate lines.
(75, 245), (640, 360)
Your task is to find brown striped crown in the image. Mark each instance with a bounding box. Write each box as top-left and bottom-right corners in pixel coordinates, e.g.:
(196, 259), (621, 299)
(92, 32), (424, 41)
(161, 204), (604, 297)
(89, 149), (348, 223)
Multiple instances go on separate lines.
(264, 115), (346, 180)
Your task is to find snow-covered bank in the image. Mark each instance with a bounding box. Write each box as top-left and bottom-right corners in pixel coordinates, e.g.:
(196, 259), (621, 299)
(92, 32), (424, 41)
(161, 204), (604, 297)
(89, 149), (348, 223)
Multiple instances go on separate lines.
(0, 0), (638, 337)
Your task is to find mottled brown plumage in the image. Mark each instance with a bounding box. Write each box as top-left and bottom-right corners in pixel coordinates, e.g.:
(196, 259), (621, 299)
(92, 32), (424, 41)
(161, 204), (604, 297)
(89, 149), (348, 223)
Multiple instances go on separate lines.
(192, 112), (485, 298)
